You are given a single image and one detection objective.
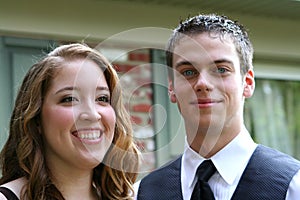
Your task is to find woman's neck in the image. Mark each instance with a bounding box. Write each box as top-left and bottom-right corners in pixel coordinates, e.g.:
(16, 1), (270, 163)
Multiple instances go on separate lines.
(49, 164), (99, 200)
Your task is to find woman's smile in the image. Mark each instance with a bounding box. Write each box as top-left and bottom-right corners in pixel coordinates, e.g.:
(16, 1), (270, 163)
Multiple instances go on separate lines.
(71, 128), (104, 144)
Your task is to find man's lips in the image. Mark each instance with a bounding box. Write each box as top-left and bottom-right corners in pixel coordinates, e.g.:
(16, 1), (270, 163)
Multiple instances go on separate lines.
(190, 98), (222, 107)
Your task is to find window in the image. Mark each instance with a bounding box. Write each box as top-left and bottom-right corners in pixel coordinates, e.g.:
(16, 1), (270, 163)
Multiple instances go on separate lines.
(245, 79), (300, 159)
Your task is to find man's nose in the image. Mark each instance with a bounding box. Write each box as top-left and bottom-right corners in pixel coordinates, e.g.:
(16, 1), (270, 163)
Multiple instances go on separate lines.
(193, 73), (213, 92)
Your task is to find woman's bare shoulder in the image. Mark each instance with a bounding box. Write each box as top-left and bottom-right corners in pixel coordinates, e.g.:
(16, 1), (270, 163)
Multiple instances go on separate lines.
(0, 177), (27, 199)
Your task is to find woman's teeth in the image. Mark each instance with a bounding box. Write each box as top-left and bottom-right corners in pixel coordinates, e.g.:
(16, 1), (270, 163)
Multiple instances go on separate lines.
(77, 132), (101, 140)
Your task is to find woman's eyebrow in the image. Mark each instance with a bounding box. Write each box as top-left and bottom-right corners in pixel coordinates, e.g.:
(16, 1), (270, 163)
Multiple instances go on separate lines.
(96, 86), (110, 92)
(55, 86), (110, 95)
(55, 86), (78, 95)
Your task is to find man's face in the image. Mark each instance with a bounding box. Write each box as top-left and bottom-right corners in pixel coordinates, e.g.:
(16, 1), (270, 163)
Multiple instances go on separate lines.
(169, 33), (254, 147)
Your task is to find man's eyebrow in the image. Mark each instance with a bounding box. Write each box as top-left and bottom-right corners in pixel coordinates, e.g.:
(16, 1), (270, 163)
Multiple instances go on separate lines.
(212, 59), (234, 65)
(174, 61), (193, 69)
(174, 59), (234, 69)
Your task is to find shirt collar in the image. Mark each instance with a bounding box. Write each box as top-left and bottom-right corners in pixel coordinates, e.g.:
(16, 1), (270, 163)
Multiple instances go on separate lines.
(182, 127), (257, 189)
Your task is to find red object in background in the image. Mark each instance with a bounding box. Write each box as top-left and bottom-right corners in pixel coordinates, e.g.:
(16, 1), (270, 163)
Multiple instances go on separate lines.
(132, 104), (151, 112)
(114, 64), (135, 72)
(128, 52), (150, 62)
(131, 115), (143, 125)
(135, 140), (145, 151)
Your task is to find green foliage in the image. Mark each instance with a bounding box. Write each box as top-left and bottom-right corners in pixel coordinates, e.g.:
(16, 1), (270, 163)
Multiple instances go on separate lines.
(245, 79), (300, 159)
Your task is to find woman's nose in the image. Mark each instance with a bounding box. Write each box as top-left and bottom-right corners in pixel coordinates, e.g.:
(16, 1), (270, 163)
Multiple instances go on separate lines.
(79, 103), (101, 122)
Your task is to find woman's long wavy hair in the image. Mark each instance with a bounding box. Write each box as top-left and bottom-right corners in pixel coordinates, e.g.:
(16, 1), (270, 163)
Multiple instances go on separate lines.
(0, 43), (139, 199)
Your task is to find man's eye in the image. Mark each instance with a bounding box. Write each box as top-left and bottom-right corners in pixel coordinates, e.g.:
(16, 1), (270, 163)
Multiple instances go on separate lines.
(216, 67), (227, 74)
(97, 95), (110, 103)
(217, 67), (228, 74)
(182, 69), (197, 77)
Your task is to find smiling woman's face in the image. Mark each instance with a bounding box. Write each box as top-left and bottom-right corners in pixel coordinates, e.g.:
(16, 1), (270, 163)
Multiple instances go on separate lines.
(41, 58), (116, 170)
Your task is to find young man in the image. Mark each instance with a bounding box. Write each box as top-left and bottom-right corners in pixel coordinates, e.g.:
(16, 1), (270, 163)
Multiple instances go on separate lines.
(135, 14), (300, 200)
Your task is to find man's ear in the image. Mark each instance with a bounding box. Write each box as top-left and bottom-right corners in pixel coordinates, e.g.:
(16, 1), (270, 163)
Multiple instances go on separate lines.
(168, 79), (177, 103)
(243, 69), (255, 98)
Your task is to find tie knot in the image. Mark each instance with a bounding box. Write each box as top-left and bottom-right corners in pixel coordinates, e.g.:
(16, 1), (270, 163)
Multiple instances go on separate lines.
(196, 160), (216, 181)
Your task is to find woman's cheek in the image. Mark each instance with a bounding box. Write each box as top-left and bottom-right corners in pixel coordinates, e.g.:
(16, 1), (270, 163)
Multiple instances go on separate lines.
(102, 107), (116, 139)
(44, 106), (76, 128)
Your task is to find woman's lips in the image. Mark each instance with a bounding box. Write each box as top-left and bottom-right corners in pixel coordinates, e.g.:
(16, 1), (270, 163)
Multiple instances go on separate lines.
(72, 128), (103, 140)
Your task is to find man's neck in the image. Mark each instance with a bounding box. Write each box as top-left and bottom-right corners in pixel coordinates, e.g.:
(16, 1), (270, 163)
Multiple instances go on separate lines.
(187, 125), (241, 158)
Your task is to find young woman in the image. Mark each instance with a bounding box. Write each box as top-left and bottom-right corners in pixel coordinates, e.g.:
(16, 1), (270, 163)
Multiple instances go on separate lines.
(0, 43), (139, 200)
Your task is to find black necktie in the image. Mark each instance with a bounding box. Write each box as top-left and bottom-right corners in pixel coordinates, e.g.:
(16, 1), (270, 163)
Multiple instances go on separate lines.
(191, 160), (216, 200)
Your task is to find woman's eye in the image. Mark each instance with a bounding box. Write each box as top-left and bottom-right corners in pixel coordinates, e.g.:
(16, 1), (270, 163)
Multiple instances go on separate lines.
(61, 96), (78, 103)
(97, 95), (110, 103)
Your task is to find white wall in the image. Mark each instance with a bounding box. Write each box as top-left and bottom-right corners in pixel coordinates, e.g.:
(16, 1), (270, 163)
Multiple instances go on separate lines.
(0, 0), (299, 60)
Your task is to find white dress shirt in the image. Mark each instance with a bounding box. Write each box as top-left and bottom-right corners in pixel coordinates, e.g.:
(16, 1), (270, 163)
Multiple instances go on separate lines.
(134, 127), (300, 199)
(181, 128), (300, 200)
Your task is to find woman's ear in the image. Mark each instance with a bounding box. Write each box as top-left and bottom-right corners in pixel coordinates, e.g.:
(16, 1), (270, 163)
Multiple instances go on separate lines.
(243, 69), (255, 98)
(168, 80), (177, 103)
